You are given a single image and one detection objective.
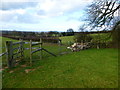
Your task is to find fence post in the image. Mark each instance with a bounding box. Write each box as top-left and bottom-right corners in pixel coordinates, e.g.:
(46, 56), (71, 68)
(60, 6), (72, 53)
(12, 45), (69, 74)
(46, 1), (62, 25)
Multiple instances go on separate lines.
(58, 40), (61, 55)
(30, 40), (32, 65)
(40, 38), (42, 60)
(20, 39), (24, 60)
(6, 41), (15, 68)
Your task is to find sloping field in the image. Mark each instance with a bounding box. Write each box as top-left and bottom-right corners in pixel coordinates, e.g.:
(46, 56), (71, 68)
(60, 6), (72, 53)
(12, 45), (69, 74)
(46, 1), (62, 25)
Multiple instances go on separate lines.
(1, 36), (118, 88)
(3, 48), (118, 88)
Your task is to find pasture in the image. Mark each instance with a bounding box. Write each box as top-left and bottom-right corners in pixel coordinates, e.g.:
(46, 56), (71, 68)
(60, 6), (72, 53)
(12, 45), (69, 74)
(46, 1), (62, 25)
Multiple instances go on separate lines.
(59, 36), (74, 45)
(1, 36), (118, 88)
(59, 33), (112, 45)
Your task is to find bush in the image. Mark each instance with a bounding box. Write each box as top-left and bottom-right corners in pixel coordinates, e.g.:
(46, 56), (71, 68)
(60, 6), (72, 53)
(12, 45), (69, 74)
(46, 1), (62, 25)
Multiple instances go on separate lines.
(74, 33), (92, 43)
(112, 25), (120, 48)
(2, 35), (60, 43)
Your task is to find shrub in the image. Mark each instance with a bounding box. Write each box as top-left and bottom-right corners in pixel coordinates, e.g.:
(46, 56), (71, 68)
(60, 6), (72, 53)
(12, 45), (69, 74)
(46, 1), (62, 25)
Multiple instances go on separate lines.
(112, 25), (120, 48)
(74, 33), (92, 43)
(2, 35), (60, 43)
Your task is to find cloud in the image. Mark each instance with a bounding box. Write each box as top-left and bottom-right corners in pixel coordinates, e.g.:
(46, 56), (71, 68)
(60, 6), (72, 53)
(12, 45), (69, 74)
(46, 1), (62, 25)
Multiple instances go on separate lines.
(37, 10), (46, 15)
(0, 2), (37, 10)
(36, 0), (93, 17)
(0, 9), (40, 24)
(1, 0), (93, 18)
(0, 0), (93, 31)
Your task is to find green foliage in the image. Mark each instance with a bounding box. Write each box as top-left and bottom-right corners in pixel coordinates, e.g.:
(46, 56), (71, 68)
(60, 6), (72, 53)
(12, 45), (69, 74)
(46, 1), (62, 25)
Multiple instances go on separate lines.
(112, 25), (120, 48)
(90, 33), (112, 42)
(47, 31), (60, 37)
(74, 33), (92, 43)
(66, 28), (74, 36)
(59, 33), (112, 47)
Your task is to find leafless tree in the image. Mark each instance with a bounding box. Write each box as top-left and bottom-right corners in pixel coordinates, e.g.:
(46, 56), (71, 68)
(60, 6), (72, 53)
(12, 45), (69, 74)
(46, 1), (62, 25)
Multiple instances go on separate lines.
(85, 0), (120, 48)
(86, 0), (120, 30)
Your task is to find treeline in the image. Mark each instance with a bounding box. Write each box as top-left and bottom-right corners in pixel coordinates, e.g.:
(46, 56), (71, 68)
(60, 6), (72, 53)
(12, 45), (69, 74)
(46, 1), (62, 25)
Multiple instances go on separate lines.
(2, 34), (60, 43)
(1, 31), (61, 43)
(74, 30), (112, 34)
(1, 29), (112, 37)
(1, 30), (74, 37)
(1, 29), (111, 37)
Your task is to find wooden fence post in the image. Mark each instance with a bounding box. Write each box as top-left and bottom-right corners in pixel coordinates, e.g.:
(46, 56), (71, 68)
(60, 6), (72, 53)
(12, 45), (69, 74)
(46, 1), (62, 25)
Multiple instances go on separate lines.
(6, 41), (15, 68)
(40, 38), (42, 60)
(20, 39), (24, 60)
(30, 40), (32, 65)
(58, 40), (61, 55)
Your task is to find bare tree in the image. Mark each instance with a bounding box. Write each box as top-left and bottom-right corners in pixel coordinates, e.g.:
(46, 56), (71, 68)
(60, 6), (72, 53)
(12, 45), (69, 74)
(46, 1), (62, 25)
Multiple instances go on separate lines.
(85, 0), (120, 48)
(86, 0), (120, 30)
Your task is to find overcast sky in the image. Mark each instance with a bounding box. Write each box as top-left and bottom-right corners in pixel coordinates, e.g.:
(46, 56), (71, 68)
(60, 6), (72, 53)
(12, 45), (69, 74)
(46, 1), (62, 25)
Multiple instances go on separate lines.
(0, 0), (93, 32)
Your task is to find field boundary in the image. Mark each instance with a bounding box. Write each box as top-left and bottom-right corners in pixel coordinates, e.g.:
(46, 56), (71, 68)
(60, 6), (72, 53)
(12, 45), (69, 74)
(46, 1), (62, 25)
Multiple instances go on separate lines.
(2, 39), (57, 68)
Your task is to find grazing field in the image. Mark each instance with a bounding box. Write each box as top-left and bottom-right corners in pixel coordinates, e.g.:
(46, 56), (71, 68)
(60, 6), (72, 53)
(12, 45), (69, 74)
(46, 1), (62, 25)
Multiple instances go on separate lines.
(59, 33), (112, 46)
(2, 48), (118, 88)
(1, 36), (118, 88)
(59, 36), (74, 45)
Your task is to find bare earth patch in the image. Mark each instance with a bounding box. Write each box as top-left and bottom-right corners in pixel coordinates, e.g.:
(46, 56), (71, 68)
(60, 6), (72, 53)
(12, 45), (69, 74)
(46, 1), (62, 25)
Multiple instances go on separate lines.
(25, 69), (36, 73)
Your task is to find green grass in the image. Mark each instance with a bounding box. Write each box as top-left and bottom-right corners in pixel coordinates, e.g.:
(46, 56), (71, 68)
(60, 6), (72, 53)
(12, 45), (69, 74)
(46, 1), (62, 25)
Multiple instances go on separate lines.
(2, 48), (118, 88)
(1, 36), (118, 88)
(59, 36), (74, 45)
(59, 33), (112, 46)
(1, 36), (18, 52)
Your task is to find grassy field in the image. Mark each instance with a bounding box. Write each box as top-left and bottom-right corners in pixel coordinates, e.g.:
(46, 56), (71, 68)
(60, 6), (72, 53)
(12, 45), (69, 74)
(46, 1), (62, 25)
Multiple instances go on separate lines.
(2, 48), (118, 88)
(59, 33), (112, 45)
(59, 36), (74, 45)
(1, 36), (118, 88)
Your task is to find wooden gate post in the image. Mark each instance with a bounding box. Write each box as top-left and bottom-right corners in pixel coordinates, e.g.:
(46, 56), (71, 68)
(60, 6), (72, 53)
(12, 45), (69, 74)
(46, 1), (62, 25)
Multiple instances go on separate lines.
(6, 41), (15, 68)
(30, 40), (32, 65)
(58, 40), (61, 55)
(40, 38), (42, 60)
(20, 39), (24, 60)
